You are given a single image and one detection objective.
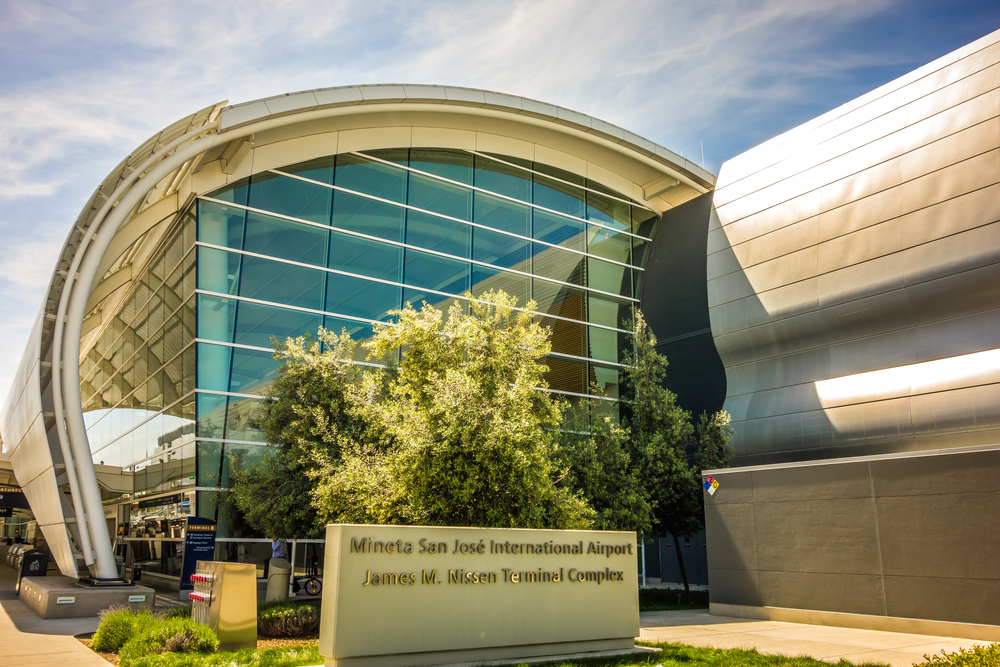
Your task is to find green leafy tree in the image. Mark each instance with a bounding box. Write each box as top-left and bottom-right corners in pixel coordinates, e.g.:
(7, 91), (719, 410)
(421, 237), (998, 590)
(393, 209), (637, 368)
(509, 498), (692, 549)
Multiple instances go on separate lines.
(621, 309), (734, 596)
(327, 290), (593, 529)
(559, 400), (650, 533)
(222, 331), (375, 538)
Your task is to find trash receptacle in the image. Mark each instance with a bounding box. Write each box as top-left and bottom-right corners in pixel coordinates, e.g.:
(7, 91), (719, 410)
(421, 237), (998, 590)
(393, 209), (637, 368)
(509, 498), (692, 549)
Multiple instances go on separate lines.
(124, 564), (142, 584)
(265, 557), (291, 602)
(16, 550), (48, 595)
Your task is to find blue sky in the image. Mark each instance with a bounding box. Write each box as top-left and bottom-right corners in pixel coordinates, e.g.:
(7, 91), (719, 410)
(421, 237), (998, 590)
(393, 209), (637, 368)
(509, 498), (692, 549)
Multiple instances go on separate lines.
(0, 0), (998, 400)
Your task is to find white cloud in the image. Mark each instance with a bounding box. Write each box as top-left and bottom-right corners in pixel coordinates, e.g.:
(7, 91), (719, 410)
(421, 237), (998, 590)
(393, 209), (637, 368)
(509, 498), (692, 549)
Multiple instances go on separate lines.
(0, 0), (990, 401)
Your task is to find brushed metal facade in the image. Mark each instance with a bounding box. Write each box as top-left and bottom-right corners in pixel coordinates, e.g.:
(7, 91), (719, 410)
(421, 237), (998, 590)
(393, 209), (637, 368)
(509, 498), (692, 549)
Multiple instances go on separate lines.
(709, 28), (1000, 465)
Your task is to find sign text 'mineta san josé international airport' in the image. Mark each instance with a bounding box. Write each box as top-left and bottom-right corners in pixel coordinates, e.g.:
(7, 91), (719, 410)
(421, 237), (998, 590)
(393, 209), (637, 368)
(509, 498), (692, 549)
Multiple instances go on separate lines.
(319, 525), (640, 667)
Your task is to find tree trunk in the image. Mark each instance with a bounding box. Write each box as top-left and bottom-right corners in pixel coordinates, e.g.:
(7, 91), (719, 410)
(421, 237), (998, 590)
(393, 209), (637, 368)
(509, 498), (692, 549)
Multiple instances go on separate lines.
(672, 532), (690, 603)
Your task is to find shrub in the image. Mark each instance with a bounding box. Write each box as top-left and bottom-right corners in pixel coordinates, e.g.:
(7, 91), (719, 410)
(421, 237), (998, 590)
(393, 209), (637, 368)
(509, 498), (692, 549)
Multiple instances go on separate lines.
(92, 605), (159, 652)
(917, 644), (1000, 666)
(258, 602), (318, 638)
(159, 605), (192, 619)
(118, 616), (218, 665)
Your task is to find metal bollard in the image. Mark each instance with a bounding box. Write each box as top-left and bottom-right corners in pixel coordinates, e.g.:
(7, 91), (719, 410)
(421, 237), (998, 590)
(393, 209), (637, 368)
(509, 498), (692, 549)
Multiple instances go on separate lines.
(265, 557), (291, 602)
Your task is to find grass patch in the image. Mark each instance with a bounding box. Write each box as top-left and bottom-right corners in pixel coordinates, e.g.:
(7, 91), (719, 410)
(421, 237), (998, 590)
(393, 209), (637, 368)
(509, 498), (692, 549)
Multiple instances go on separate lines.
(522, 642), (892, 666)
(915, 643), (1000, 666)
(123, 645), (321, 667)
(638, 587), (710, 611)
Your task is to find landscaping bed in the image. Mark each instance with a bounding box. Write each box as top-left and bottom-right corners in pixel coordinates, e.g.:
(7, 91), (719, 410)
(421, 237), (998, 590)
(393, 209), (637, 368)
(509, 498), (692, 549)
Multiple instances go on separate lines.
(80, 600), (321, 667)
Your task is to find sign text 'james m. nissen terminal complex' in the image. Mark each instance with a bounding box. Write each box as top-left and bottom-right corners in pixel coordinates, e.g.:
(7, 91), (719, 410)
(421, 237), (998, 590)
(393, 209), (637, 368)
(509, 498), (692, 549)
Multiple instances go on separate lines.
(3, 27), (1000, 638)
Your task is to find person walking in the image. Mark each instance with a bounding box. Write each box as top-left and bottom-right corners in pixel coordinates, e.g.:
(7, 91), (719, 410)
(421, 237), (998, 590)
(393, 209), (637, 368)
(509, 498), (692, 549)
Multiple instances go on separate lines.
(264, 536), (286, 579)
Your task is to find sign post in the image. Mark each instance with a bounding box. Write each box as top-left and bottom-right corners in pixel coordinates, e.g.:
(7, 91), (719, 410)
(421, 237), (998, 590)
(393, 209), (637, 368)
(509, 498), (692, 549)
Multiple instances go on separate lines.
(179, 517), (217, 598)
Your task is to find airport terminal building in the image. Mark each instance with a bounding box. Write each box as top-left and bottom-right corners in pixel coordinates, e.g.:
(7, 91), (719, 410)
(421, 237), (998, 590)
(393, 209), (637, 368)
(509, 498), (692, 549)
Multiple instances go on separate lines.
(2, 28), (998, 635)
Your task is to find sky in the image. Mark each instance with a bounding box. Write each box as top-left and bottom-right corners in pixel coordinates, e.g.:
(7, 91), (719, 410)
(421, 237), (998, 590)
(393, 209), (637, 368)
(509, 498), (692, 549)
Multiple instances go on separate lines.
(0, 0), (998, 404)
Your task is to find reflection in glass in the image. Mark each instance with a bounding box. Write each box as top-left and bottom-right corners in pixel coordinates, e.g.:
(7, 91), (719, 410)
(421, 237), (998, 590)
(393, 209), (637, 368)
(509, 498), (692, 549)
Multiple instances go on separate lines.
(249, 172), (332, 225)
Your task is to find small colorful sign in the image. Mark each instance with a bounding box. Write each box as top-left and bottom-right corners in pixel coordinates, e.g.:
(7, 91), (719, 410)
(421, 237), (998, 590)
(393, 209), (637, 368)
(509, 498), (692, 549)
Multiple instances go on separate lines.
(703, 476), (720, 496)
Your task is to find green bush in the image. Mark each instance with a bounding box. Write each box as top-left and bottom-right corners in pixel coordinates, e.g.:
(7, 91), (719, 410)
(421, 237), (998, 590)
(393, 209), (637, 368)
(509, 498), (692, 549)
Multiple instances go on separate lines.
(92, 605), (159, 652)
(119, 616), (218, 665)
(92, 605), (218, 665)
(158, 605), (192, 619)
(258, 602), (319, 638)
(917, 644), (1000, 666)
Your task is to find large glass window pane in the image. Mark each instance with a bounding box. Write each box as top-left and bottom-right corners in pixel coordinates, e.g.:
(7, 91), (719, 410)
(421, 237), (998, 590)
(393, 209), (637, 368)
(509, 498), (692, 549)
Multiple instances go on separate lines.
(402, 288), (467, 317)
(586, 189), (630, 231)
(589, 364), (621, 399)
(196, 392), (227, 439)
(472, 228), (529, 271)
(328, 231), (401, 282)
(197, 294), (235, 343)
(334, 153), (407, 203)
(331, 191), (404, 242)
(243, 210), (328, 267)
(470, 266), (529, 304)
(587, 225), (631, 265)
(326, 273), (400, 321)
(407, 173), (472, 221)
(541, 317), (587, 358)
(533, 173), (585, 218)
(233, 301), (322, 349)
(229, 347), (281, 396)
(588, 294), (626, 330)
(163, 351), (183, 406)
(588, 326), (622, 364)
(543, 356), (587, 394)
(248, 172), (332, 225)
(239, 255), (325, 311)
(183, 345), (196, 396)
(274, 156), (335, 185)
(474, 192), (531, 237)
(474, 155), (531, 202)
(197, 201), (246, 250)
(405, 210), (470, 258)
(533, 209), (585, 251)
(162, 315), (183, 366)
(403, 250), (469, 295)
(204, 178), (249, 207)
(219, 443), (272, 487)
(197, 342), (232, 392)
(532, 245), (585, 286)
(225, 397), (266, 442)
(409, 148), (472, 184)
(533, 280), (586, 321)
(197, 246), (242, 295)
(587, 256), (631, 296)
(197, 441), (224, 487)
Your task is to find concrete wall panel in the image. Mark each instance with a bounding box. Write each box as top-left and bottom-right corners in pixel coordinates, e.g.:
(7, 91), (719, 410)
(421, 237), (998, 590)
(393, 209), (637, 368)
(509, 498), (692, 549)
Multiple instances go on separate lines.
(704, 447), (1000, 627)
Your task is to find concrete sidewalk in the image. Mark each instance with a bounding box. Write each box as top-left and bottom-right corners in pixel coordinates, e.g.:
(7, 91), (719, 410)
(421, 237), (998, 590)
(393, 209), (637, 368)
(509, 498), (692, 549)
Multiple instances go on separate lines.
(640, 609), (993, 667)
(0, 563), (110, 666)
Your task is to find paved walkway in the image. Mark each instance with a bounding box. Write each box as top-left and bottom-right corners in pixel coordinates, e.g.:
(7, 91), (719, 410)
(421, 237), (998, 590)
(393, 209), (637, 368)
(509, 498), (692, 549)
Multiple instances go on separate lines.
(0, 562), (109, 666)
(640, 609), (992, 667)
(0, 554), (994, 667)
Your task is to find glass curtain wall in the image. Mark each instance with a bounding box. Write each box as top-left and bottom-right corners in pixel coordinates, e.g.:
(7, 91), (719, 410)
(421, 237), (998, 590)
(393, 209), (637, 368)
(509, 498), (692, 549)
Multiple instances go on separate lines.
(192, 148), (656, 536)
(79, 212), (197, 575)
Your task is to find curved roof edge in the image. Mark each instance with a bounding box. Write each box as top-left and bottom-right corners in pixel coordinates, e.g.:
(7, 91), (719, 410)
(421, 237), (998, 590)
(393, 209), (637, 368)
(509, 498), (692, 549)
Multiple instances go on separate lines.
(220, 84), (716, 191)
